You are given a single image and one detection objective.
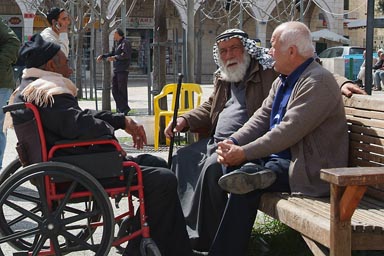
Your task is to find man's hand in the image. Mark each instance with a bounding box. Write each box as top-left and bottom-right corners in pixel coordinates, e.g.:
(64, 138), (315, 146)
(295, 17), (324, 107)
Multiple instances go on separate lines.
(124, 117), (147, 149)
(216, 139), (246, 167)
(164, 117), (187, 139)
(107, 56), (116, 62)
(96, 55), (103, 63)
(341, 82), (367, 97)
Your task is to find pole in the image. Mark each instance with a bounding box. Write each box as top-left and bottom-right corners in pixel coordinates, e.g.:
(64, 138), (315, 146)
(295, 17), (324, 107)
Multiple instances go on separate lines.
(366, 0), (374, 95)
(167, 73), (184, 168)
(186, 0), (195, 82)
(300, 0), (304, 22)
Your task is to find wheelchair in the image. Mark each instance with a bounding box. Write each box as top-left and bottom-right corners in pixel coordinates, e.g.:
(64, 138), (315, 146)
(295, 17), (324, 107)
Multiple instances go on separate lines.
(0, 102), (161, 256)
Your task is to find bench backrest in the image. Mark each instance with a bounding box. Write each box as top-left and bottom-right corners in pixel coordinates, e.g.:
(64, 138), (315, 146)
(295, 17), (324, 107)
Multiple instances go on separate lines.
(344, 95), (384, 199)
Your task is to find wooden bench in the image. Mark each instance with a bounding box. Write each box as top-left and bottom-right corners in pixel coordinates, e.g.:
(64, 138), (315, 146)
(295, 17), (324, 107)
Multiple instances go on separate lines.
(259, 95), (384, 256)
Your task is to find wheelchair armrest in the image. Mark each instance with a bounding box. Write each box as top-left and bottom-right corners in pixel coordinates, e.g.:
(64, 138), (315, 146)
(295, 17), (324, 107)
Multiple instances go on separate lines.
(48, 138), (123, 159)
(54, 135), (114, 145)
(3, 102), (27, 113)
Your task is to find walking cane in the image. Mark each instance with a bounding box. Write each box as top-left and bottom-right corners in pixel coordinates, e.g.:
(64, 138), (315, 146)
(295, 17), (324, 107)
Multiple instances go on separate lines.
(167, 73), (184, 168)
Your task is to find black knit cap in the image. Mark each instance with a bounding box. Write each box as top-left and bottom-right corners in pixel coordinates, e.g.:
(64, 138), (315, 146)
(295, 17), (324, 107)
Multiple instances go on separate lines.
(18, 33), (61, 68)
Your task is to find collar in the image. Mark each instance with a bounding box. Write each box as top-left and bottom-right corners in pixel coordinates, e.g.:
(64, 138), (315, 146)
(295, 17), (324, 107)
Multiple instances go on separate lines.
(279, 57), (314, 88)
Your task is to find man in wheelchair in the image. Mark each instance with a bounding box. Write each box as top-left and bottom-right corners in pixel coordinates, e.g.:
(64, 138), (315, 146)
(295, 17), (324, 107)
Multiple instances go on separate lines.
(9, 33), (193, 256)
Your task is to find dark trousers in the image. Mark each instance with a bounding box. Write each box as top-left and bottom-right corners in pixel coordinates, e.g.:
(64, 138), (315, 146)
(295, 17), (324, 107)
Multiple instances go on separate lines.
(112, 71), (130, 114)
(209, 158), (291, 256)
(124, 154), (192, 256)
(172, 138), (228, 251)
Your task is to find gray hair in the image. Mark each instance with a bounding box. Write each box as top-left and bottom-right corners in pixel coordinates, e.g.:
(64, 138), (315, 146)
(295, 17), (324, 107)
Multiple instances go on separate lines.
(274, 21), (314, 58)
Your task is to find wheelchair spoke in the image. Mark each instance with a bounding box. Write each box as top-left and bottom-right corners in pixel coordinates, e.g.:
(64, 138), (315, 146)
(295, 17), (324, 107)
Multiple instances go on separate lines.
(34, 175), (50, 217)
(54, 180), (79, 218)
(11, 191), (41, 205)
(60, 229), (99, 252)
(5, 205), (41, 227)
(31, 234), (48, 256)
(51, 236), (63, 256)
(62, 208), (100, 226)
(0, 227), (40, 243)
(4, 199), (42, 224)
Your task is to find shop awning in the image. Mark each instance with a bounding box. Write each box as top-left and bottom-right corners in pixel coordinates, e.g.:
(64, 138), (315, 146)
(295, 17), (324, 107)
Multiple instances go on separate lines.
(347, 19), (366, 29)
(311, 29), (351, 44)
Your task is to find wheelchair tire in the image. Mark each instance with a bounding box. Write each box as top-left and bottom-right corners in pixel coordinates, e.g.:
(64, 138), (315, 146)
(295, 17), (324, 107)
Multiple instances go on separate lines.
(0, 161), (114, 255)
(0, 158), (22, 185)
(140, 237), (162, 256)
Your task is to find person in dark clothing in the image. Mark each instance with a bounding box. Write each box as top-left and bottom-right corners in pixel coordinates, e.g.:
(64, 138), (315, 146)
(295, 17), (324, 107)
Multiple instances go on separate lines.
(12, 33), (192, 256)
(97, 28), (132, 115)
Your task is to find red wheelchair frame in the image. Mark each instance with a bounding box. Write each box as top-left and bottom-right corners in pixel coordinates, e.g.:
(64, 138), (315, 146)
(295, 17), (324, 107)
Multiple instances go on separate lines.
(0, 102), (161, 255)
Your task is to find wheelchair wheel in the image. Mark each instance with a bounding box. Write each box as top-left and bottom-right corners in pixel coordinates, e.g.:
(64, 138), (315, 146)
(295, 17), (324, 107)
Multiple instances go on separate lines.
(140, 238), (162, 256)
(0, 162), (114, 255)
(0, 158), (22, 184)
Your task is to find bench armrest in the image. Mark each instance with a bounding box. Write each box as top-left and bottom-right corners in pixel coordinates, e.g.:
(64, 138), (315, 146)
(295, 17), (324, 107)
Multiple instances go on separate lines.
(320, 167), (384, 186)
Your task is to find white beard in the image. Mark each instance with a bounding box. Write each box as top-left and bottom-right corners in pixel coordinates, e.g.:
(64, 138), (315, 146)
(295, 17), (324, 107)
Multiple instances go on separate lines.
(219, 53), (251, 82)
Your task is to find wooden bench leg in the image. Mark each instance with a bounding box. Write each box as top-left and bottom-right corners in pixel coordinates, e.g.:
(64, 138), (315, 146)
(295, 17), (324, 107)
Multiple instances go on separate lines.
(330, 184), (351, 256)
(301, 235), (328, 256)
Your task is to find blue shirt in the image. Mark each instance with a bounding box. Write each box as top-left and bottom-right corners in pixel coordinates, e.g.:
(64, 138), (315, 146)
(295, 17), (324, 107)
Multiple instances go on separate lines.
(269, 57), (314, 159)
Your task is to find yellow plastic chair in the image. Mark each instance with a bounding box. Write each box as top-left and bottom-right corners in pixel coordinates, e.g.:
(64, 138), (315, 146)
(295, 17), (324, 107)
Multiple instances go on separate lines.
(153, 83), (202, 150)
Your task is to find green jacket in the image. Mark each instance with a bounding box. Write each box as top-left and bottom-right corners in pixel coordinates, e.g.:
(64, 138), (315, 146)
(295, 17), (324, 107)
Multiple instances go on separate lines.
(0, 18), (21, 89)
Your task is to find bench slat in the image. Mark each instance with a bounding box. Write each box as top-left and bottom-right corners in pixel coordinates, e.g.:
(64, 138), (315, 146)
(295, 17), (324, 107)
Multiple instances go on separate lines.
(259, 193), (331, 247)
(320, 167), (384, 186)
(349, 124), (384, 138)
(345, 106), (384, 121)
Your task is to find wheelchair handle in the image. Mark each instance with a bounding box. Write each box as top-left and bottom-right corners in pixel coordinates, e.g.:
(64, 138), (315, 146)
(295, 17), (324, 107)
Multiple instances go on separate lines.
(3, 102), (26, 113)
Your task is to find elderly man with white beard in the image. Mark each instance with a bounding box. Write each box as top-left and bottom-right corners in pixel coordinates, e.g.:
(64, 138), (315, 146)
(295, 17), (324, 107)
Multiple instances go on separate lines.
(164, 29), (277, 252)
(164, 28), (364, 254)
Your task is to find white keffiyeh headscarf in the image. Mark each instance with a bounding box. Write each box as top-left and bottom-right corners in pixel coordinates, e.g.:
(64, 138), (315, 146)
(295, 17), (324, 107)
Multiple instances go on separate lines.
(213, 29), (275, 70)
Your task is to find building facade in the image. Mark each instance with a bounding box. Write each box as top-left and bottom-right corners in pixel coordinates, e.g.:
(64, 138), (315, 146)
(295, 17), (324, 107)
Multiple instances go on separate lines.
(1, 0), (359, 80)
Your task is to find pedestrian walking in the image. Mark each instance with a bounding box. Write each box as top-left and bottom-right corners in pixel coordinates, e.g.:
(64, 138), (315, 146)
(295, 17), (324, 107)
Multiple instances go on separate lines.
(97, 28), (132, 115)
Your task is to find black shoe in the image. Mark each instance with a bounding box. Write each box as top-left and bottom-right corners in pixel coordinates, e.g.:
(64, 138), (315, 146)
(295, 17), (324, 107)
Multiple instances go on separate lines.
(123, 107), (131, 115)
(218, 164), (276, 194)
(373, 87), (382, 91)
